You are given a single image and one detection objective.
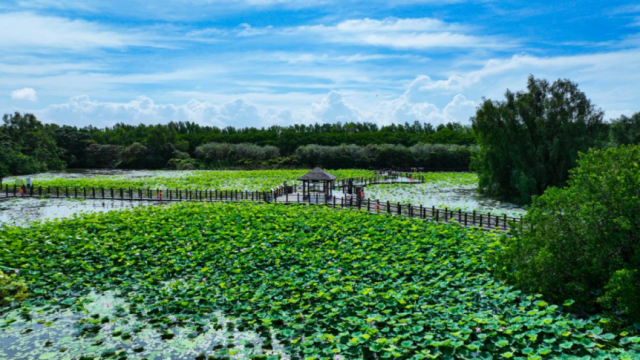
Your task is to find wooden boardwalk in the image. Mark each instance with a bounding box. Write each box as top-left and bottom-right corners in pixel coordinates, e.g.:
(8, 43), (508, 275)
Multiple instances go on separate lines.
(0, 173), (521, 232)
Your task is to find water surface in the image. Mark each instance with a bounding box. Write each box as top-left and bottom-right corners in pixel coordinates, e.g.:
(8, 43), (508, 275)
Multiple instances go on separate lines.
(0, 198), (163, 227)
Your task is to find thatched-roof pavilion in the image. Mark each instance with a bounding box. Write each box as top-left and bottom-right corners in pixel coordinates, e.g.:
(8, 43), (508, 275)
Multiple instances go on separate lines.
(297, 167), (336, 199)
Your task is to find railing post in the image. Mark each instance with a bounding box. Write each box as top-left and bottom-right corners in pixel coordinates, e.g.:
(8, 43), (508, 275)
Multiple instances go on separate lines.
(479, 214), (483, 228)
(436, 209), (439, 222)
(465, 213), (468, 226)
(387, 201), (390, 214)
(397, 202), (401, 215)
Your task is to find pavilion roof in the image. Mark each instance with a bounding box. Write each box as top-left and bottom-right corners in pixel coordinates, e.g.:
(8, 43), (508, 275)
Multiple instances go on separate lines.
(297, 167), (337, 181)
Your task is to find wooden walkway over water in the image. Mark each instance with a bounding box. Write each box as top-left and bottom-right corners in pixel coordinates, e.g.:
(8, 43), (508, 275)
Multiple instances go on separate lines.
(0, 173), (521, 232)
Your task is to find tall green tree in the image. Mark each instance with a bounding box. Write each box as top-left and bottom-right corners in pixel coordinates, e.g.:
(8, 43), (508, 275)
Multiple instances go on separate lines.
(0, 113), (65, 175)
(472, 76), (607, 203)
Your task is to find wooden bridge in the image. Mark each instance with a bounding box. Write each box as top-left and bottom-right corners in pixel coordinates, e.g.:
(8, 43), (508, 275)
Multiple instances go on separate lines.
(0, 173), (522, 232)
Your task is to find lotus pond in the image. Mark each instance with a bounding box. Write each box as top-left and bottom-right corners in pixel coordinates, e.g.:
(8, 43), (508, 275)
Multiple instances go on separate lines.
(3, 169), (376, 192)
(1, 202), (638, 359)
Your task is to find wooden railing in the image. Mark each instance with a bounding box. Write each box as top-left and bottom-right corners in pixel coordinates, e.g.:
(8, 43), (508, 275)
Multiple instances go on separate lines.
(1, 183), (522, 232)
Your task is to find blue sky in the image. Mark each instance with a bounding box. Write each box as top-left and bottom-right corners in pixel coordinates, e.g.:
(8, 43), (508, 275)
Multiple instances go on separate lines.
(2, 0), (640, 128)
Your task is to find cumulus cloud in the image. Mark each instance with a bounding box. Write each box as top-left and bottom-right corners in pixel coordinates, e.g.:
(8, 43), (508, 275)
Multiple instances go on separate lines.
(35, 86), (476, 129)
(11, 87), (38, 102)
(395, 50), (640, 117)
(39, 95), (278, 128)
(311, 91), (364, 123)
(377, 92), (477, 126)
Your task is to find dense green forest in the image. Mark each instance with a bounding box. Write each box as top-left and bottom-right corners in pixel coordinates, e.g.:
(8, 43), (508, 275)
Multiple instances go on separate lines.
(0, 114), (476, 176)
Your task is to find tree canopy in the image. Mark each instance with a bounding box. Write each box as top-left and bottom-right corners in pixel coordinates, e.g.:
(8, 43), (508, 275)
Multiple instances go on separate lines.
(472, 76), (608, 204)
(495, 145), (640, 322)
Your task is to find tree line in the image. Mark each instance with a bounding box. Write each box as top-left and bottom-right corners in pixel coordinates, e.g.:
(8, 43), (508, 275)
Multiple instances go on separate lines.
(2, 105), (640, 178)
(0, 114), (477, 176)
(194, 142), (474, 170)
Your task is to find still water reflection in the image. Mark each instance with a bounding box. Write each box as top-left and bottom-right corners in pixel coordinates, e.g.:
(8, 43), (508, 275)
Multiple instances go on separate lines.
(0, 198), (162, 227)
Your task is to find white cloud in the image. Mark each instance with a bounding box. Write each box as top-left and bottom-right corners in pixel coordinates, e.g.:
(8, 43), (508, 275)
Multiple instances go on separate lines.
(286, 17), (513, 49)
(22, 44), (640, 128)
(16, 0), (97, 11)
(394, 50), (640, 119)
(237, 23), (273, 37)
(34, 86), (476, 129)
(267, 52), (427, 64)
(0, 12), (154, 50)
(39, 95), (267, 127)
(377, 89), (477, 126)
(11, 87), (38, 101)
(311, 91), (364, 123)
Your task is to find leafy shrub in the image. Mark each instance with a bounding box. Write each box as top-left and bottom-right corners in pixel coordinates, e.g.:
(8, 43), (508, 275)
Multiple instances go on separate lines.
(494, 145), (640, 322)
(295, 143), (474, 169)
(165, 157), (198, 170)
(0, 270), (28, 306)
(195, 142), (280, 166)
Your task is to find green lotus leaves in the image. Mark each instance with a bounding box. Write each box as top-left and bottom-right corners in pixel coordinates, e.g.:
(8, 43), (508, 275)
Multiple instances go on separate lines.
(0, 202), (638, 359)
(12, 169), (376, 192)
